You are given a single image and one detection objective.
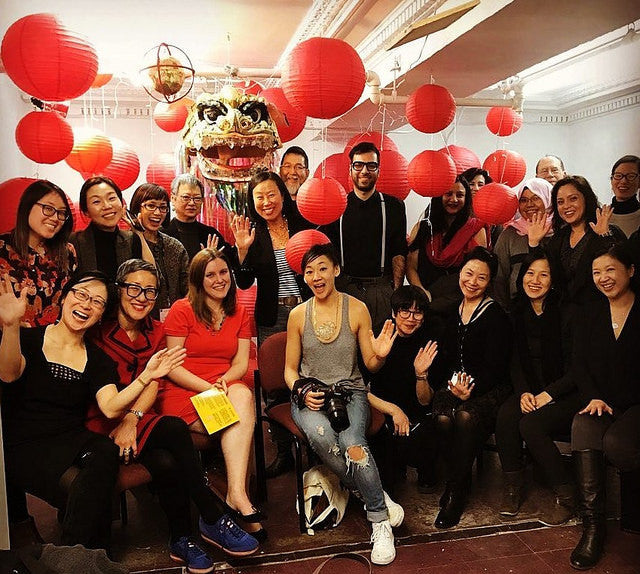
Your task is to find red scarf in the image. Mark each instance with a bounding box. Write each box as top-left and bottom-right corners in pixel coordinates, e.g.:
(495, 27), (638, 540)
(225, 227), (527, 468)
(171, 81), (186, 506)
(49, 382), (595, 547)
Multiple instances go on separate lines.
(425, 217), (485, 268)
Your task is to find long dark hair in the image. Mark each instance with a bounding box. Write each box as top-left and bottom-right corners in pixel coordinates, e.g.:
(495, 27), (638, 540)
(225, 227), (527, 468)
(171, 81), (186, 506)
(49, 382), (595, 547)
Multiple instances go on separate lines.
(11, 179), (74, 272)
(247, 171), (297, 227)
(409, 176), (472, 250)
(551, 175), (599, 232)
(188, 248), (237, 327)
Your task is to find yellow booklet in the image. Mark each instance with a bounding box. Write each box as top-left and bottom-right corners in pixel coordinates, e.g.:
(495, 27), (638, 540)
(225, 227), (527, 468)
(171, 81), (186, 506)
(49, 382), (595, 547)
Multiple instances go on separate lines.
(190, 388), (239, 434)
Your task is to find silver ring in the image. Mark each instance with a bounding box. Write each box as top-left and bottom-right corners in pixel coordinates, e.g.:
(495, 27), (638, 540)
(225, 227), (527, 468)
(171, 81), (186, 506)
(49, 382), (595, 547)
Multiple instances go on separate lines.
(123, 447), (131, 454)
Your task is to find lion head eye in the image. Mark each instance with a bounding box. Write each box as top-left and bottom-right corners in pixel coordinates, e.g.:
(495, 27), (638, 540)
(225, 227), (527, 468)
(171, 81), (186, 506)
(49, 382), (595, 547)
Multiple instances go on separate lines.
(239, 101), (268, 124)
(199, 102), (227, 123)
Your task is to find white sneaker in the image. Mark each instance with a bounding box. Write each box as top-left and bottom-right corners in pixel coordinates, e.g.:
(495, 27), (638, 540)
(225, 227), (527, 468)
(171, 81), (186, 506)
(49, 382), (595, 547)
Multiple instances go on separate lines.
(370, 520), (396, 565)
(384, 491), (404, 528)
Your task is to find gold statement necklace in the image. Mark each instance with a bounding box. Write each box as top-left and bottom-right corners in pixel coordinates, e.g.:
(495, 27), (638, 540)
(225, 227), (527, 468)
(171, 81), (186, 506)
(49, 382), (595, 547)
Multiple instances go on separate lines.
(267, 216), (289, 249)
(312, 296), (340, 342)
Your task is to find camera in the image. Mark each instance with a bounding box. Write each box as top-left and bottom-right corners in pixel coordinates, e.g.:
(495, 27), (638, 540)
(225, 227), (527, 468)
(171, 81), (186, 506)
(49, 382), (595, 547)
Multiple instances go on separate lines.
(292, 377), (353, 432)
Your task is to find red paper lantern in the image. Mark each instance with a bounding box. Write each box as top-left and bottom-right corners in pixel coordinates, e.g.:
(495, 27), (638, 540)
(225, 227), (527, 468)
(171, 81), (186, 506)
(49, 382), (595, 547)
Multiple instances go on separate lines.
(153, 101), (190, 132)
(473, 182), (518, 225)
(437, 145), (481, 174)
(376, 149), (410, 200)
(406, 84), (456, 134)
(408, 150), (457, 197)
(486, 107), (523, 137)
(344, 131), (398, 155)
(259, 87), (307, 143)
(0, 178), (38, 233)
(91, 73), (112, 89)
(231, 79), (263, 95)
(483, 150), (526, 187)
(100, 138), (140, 191)
(281, 37), (366, 119)
(1, 13), (98, 101)
(146, 153), (176, 192)
(285, 229), (331, 275)
(15, 111), (74, 164)
(313, 153), (352, 194)
(297, 178), (347, 225)
(65, 127), (113, 174)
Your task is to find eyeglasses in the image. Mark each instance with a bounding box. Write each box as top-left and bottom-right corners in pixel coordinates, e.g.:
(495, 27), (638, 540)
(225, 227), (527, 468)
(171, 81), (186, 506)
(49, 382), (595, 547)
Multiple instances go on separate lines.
(36, 202), (69, 221)
(117, 282), (159, 301)
(612, 173), (639, 182)
(141, 202), (169, 214)
(351, 161), (379, 172)
(70, 288), (107, 310)
(397, 308), (424, 320)
(518, 196), (544, 205)
(281, 163), (308, 172)
(177, 195), (204, 204)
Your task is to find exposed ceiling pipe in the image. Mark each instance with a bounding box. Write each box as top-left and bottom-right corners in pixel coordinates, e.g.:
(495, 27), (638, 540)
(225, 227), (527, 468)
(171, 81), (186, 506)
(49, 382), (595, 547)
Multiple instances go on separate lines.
(196, 66), (281, 80)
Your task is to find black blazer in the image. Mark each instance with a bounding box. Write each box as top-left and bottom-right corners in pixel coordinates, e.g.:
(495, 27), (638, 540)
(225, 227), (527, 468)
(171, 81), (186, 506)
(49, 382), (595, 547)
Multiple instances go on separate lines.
(235, 213), (312, 327)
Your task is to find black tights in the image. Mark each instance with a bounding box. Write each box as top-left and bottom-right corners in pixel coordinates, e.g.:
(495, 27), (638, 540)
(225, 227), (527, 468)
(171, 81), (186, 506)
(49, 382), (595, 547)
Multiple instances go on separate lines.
(138, 416), (225, 542)
(436, 410), (487, 484)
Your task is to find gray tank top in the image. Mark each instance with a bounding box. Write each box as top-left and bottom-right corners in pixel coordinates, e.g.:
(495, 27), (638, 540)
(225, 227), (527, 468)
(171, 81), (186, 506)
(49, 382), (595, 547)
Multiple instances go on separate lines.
(299, 294), (366, 391)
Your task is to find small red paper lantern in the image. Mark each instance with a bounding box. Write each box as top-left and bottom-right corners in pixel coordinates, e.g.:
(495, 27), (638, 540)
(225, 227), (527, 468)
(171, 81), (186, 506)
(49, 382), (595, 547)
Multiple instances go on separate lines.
(236, 283), (258, 337)
(146, 153), (176, 192)
(100, 138), (140, 191)
(15, 111), (74, 164)
(438, 145), (481, 174)
(91, 73), (113, 89)
(153, 101), (190, 132)
(408, 150), (457, 197)
(486, 107), (523, 137)
(281, 37), (366, 119)
(259, 87), (307, 142)
(376, 149), (410, 200)
(1, 13), (98, 101)
(344, 131), (398, 155)
(406, 84), (456, 134)
(313, 153), (352, 194)
(285, 229), (331, 275)
(297, 178), (347, 225)
(473, 183), (518, 225)
(0, 178), (38, 233)
(65, 127), (113, 174)
(483, 150), (526, 187)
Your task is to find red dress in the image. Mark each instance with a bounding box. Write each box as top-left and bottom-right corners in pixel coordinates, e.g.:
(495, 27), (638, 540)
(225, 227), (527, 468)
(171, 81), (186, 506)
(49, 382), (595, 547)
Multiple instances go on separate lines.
(156, 298), (252, 425)
(86, 317), (166, 451)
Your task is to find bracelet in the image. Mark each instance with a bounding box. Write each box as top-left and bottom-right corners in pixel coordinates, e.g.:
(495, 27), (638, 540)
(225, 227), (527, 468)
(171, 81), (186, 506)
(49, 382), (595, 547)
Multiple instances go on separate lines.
(127, 409), (144, 421)
(137, 375), (150, 387)
(416, 374), (428, 381)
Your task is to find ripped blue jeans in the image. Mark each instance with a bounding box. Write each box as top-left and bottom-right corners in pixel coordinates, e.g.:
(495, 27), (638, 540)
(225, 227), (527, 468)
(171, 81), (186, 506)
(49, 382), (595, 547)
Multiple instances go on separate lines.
(291, 389), (388, 522)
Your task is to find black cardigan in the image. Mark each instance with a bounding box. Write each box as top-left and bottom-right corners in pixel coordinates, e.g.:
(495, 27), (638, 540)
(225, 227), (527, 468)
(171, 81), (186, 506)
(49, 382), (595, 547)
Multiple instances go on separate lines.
(235, 213), (312, 327)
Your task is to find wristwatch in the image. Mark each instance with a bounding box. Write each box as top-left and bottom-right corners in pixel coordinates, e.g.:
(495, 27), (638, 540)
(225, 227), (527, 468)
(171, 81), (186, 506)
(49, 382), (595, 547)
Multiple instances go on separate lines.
(127, 409), (144, 421)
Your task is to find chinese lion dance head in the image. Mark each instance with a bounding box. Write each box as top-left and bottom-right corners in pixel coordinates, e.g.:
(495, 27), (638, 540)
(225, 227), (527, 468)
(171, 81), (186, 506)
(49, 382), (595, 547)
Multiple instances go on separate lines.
(180, 85), (282, 213)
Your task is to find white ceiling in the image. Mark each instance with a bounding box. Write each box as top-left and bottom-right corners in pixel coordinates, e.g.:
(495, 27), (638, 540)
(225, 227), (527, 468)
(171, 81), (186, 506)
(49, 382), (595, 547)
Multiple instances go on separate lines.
(1, 0), (639, 130)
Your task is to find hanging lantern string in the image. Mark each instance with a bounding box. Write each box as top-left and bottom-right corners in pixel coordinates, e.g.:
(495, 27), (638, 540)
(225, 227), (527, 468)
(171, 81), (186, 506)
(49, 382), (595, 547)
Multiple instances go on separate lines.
(320, 124), (327, 179)
(113, 79), (125, 120)
(101, 85), (107, 134)
(380, 104), (387, 150)
(149, 93), (156, 161)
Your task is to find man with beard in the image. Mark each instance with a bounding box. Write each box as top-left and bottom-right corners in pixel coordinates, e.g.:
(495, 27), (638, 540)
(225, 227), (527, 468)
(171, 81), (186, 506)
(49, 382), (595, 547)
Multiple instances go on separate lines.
(323, 142), (407, 330)
(279, 146), (309, 201)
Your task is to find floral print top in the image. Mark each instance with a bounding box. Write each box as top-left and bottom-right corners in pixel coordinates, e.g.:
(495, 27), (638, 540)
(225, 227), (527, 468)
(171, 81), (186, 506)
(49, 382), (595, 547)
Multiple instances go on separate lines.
(0, 233), (78, 327)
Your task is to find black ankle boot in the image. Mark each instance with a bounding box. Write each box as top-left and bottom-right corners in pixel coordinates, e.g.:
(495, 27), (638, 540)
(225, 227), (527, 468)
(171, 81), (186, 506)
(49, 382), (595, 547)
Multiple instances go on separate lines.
(499, 470), (525, 517)
(435, 482), (467, 529)
(570, 450), (606, 570)
(265, 446), (294, 479)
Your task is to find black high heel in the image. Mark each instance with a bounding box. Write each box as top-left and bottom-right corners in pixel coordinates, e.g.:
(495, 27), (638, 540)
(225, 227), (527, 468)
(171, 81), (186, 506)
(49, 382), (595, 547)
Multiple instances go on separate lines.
(225, 503), (266, 523)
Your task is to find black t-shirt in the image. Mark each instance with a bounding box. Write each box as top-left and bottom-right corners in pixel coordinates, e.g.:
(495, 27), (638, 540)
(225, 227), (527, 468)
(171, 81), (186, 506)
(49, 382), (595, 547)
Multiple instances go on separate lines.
(1, 327), (119, 447)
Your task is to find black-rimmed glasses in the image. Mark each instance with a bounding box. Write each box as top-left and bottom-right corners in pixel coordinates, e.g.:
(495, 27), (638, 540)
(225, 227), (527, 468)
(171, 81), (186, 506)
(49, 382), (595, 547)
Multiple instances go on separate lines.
(117, 282), (159, 301)
(141, 202), (169, 214)
(36, 202), (70, 221)
(351, 161), (379, 172)
(397, 308), (424, 320)
(70, 288), (107, 310)
(612, 173), (639, 182)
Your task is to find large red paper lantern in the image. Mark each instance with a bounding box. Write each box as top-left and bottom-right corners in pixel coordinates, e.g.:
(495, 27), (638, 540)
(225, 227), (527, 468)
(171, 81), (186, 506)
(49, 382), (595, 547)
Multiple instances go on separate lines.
(15, 111), (74, 164)
(376, 149), (410, 200)
(483, 150), (526, 187)
(146, 153), (176, 192)
(344, 131), (398, 155)
(406, 84), (456, 134)
(259, 87), (307, 142)
(1, 13), (98, 101)
(438, 145), (481, 174)
(297, 178), (347, 225)
(0, 178), (38, 233)
(100, 138), (140, 191)
(408, 150), (457, 197)
(285, 229), (331, 275)
(313, 153), (352, 194)
(473, 183), (518, 225)
(65, 127), (113, 174)
(281, 37), (366, 119)
(153, 101), (190, 132)
(486, 107), (523, 137)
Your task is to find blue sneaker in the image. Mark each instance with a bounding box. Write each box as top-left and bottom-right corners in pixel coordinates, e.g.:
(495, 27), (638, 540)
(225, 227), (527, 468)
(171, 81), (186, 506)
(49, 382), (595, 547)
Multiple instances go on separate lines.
(199, 514), (259, 556)
(169, 536), (214, 574)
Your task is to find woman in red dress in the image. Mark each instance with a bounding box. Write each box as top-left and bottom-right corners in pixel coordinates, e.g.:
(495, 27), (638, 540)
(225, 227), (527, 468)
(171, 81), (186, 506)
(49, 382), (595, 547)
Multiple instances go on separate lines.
(88, 259), (258, 571)
(157, 249), (263, 540)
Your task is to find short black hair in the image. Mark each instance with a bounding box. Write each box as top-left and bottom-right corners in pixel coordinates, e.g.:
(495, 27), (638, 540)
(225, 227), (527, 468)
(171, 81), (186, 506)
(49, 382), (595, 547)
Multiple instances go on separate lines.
(79, 176), (122, 213)
(281, 146), (309, 169)
(391, 285), (429, 314)
(459, 167), (492, 185)
(129, 183), (169, 216)
(349, 141), (380, 163)
(611, 155), (640, 176)
(301, 242), (339, 271)
(461, 246), (498, 279)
